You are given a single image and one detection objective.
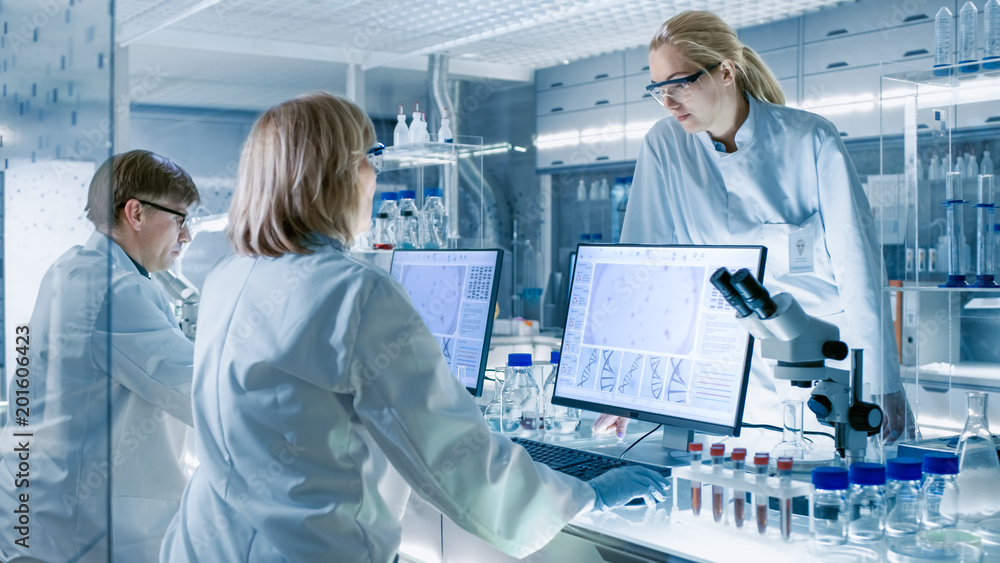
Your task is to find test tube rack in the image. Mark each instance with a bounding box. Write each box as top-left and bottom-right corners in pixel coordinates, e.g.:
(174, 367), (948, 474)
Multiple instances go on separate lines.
(671, 465), (815, 540)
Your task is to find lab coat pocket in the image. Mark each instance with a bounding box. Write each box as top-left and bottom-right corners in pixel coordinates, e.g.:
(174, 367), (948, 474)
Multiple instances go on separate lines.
(761, 212), (834, 285)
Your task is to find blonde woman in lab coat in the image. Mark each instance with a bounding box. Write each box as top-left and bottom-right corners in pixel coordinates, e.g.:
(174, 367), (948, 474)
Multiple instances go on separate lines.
(161, 93), (668, 563)
(595, 11), (914, 444)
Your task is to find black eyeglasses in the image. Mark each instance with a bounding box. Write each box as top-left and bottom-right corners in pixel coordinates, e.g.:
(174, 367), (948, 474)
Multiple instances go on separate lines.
(645, 62), (720, 106)
(136, 199), (188, 230)
(367, 142), (385, 175)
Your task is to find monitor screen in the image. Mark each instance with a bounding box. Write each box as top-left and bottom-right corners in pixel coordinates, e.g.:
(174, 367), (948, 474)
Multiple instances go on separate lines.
(390, 249), (503, 397)
(553, 244), (766, 436)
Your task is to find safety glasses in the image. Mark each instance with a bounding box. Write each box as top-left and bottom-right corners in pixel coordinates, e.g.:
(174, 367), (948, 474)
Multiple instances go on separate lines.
(136, 199), (188, 230)
(367, 142), (385, 175)
(645, 62), (720, 106)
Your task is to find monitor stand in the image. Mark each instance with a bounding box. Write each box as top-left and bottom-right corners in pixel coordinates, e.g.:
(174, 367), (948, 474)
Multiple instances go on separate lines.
(661, 426), (694, 452)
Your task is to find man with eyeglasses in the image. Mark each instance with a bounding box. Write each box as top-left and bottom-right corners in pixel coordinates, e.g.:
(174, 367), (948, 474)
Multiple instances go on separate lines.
(0, 150), (201, 562)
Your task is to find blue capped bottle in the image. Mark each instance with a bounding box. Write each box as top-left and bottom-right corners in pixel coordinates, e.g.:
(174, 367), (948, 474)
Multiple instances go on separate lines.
(420, 187), (448, 249)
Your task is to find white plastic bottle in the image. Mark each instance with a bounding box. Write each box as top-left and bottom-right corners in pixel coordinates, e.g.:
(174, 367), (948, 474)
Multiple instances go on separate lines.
(420, 112), (430, 142)
(393, 104), (408, 147)
(420, 187), (448, 249)
(983, 149), (995, 175)
(936, 7), (954, 73)
(576, 179), (587, 201)
(967, 152), (979, 179)
(437, 108), (453, 143)
(959, 1), (980, 72)
(408, 102), (424, 144)
(396, 190), (420, 249)
(986, 0), (1000, 69)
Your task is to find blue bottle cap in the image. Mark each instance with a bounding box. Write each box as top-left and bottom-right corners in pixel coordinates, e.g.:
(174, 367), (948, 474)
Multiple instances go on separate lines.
(849, 462), (886, 486)
(581, 234), (592, 241)
(923, 452), (959, 475)
(399, 189), (416, 199)
(812, 466), (849, 490)
(550, 351), (559, 364)
(380, 191), (398, 201)
(592, 233), (603, 241)
(887, 457), (923, 481)
(424, 187), (442, 198)
(507, 353), (533, 367)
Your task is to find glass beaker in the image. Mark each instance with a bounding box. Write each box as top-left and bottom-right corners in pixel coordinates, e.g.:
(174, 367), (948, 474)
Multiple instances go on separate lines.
(956, 392), (1000, 522)
(499, 354), (542, 437)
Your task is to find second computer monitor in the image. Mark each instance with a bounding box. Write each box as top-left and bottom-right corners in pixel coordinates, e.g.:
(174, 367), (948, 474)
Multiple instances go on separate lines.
(389, 249), (503, 397)
(553, 244), (766, 437)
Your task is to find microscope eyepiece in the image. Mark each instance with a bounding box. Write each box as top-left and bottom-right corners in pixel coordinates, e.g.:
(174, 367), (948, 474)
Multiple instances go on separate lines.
(709, 268), (753, 317)
(730, 269), (778, 319)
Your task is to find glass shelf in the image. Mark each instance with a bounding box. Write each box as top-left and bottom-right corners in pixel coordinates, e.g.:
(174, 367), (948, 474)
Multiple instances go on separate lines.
(382, 136), (484, 171)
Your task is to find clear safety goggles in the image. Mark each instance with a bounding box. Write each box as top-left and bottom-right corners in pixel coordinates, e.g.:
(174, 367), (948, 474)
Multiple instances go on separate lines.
(645, 62), (719, 106)
(367, 142), (385, 175)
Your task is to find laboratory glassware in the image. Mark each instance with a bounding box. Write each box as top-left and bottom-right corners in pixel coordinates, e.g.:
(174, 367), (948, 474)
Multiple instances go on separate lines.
(959, 1), (980, 72)
(812, 466), (849, 546)
(542, 352), (580, 433)
(498, 353), (542, 437)
(754, 452), (769, 534)
(942, 172), (969, 287)
(886, 457), (923, 536)
(956, 392), (1000, 522)
(987, 0), (1000, 68)
(688, 442), (703, 516)
(848, 462), (887, 542)
(731, 448), (747, 528)
(983, 149), (995, 174)
(922, 452), (960, 529)
(396, 190), (420, 250)
(438, 108), (453, 143)
(420, 187), (448, 249)
(710, 443), (726, 523)
(975, 175), (997, 286)
(777, 457), (794, 541)
(372, 212), (395, 250)
(936, 7), (955, 74)
(377, 191), (399, 243)
(408, 102), (424, 144)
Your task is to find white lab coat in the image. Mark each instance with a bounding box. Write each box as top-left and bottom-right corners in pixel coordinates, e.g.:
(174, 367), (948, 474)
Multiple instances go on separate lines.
(160, 236), (594, 563)
(622, 95), (901, 431)
(0, 231), (194, 563)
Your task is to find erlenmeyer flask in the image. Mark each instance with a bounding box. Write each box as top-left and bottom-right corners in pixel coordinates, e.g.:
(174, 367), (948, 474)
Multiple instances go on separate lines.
(772, 400), (810, 461)
(955, 391), (1000, 522)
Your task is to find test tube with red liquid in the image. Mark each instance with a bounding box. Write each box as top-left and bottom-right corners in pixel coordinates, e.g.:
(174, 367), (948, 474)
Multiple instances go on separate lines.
(731, 448), (747, 528)
(710, 443), (726, 523)
(777, 456), (794, 541)
(688, 442), (703, 516)
(753, 452), (769, 534)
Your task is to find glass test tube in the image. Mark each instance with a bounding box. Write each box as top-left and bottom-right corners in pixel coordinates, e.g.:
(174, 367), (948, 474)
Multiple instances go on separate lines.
(942, 172), (969, 287)
(976, 175), (998, 286)
(710, 443), (726, 523)
(731, 448), (747, 528)
(689, 442), (703, 516)
(777, 457), (794, 541)
(754, 452), (769, 534)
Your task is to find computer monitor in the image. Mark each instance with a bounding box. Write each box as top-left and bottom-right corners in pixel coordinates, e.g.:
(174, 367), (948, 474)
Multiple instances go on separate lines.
(553, 244), (766, 445)
(390, 249), (503, 397)
(566, 251), (577, 305)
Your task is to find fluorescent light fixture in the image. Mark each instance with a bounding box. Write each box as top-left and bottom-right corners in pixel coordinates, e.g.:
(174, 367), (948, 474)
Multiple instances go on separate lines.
(191, 213), (228, 233)
(513, 146), (527, 152)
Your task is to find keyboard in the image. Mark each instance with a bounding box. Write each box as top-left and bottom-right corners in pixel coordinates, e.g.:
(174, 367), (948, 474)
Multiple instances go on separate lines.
(511, 437), (671, 482)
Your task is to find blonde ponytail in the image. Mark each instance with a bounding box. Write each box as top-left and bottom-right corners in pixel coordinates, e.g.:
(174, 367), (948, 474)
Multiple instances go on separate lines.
(649, 11), (785, 106)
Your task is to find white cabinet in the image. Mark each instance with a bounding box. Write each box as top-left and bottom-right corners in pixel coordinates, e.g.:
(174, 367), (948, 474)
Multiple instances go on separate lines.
(536, 79), (624, 116)
(740, 18), (799, 52)
(760, 46), (798, 80)
(624, 45), (650, 75)
(536, 104), (625, 169)
(803, 22), (935, 75)
(625, 101), (667, 161)
(803, 0), (952, 43)
(624, 73), (653, 104)
(536, 52), (625, 92)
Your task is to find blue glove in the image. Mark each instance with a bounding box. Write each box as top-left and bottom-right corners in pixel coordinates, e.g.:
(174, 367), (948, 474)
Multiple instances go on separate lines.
(588, 466), (670, 510)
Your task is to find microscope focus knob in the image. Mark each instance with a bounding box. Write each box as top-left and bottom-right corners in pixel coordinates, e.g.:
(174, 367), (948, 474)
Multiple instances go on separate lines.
(849, 402), (884, 435)
(808, 396), (833, 419)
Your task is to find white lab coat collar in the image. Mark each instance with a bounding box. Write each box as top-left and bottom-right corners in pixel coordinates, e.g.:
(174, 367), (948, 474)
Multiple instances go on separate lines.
(83, 230), (146, 277)
(696, 93), (758, 155)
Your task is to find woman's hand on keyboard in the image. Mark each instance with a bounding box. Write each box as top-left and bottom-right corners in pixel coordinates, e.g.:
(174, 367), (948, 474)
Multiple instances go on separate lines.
(592, 414), (630, 440)
(588, 466), (669, 510)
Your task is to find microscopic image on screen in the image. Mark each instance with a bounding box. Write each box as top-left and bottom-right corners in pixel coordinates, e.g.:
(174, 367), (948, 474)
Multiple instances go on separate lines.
(400, 264), (466, 334)
(616, 352), (644, 397)
(583, 263), (704, 355)
(577, 347), (600, 390)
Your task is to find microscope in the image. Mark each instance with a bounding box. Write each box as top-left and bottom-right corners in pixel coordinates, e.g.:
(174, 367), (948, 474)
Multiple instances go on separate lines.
(710, 268), (883, 463)
(153, 270), (200, 341)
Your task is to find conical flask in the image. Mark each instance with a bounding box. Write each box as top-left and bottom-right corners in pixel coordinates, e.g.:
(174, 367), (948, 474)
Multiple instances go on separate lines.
(955, 391), (1000, 522)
